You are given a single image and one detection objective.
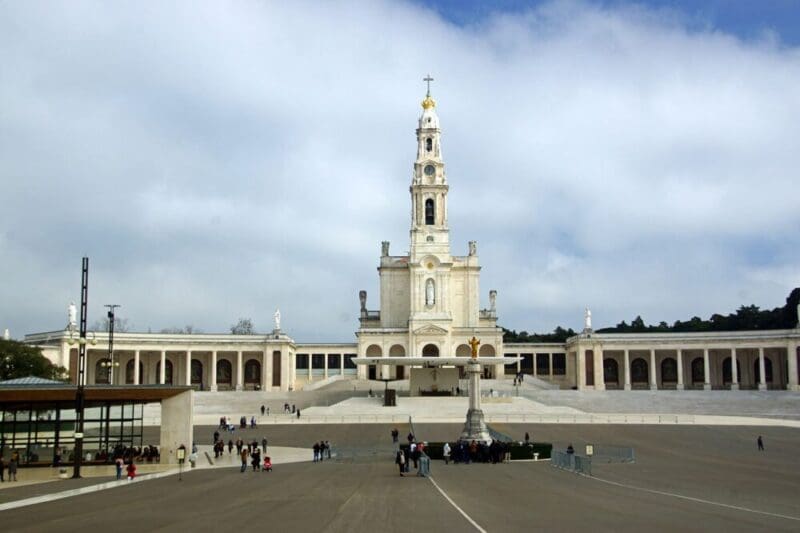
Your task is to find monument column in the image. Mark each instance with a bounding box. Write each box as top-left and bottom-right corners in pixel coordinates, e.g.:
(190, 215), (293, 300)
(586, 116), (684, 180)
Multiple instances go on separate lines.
(160, 350), (166, 385)
(676, 349), (684, 390)
(730, 348), (739, 390)
(758, 347), (767, 391)
(788, 342), (799, 391)
(703, 348), (711, 390)
(236, 351), (243, 391)
(210, 351), (218, 391)
(185, 351), (192, 386)
(649, 349), (657, 390)
(623, 349), (631, 390)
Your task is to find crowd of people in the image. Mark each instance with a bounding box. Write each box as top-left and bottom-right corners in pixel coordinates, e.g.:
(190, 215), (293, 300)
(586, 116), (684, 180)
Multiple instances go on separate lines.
(312, 441), (331, 462)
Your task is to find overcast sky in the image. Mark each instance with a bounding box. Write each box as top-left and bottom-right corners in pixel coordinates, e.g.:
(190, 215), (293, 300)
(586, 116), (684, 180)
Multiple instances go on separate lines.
(1, 0), (798, 342)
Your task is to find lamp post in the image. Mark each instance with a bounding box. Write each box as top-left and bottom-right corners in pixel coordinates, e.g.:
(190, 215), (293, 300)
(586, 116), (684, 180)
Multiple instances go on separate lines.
(68, 257), (94, 478)
(101, 305), (121, 384)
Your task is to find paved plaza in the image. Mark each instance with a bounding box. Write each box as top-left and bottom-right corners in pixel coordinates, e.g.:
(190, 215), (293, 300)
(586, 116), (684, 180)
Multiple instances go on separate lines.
(2, 422), (799, 532)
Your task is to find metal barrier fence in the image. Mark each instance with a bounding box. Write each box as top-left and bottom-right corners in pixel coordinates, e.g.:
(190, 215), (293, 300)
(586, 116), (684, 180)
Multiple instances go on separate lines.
(551, 451), (592, 476)
(591, 445), (635, 463)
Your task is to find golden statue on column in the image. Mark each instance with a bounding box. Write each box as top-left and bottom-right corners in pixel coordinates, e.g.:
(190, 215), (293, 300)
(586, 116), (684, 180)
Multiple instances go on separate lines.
(468, 336), (480, 359)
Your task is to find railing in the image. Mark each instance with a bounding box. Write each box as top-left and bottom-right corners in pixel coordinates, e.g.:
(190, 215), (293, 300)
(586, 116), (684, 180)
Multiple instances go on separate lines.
(551, 451), (592, 476)
(591, 445), (635, 463)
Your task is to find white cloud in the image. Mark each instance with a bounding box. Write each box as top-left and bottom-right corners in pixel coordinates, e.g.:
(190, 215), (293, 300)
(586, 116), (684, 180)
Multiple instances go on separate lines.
(0, 0), (798, 341)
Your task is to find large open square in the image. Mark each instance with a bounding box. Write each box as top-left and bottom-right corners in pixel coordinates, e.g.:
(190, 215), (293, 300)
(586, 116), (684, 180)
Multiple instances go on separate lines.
(2, 422), (799, 532)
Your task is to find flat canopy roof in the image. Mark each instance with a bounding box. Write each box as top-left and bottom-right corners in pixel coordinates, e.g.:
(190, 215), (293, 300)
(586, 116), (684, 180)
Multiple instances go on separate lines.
(0, 385), (192, 406)
(352, 356), (520, 367)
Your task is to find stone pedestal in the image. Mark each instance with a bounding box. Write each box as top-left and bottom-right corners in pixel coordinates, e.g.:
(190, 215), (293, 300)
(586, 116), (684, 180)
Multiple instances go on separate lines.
(460, 361), (491, 443)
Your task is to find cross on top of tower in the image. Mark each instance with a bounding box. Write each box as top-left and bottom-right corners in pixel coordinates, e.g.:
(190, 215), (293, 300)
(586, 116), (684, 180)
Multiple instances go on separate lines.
(423, 74), (434, 97)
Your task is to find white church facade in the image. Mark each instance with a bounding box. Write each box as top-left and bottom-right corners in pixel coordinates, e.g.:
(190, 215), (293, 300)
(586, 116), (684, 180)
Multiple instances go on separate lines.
(21, 89), (800, 393)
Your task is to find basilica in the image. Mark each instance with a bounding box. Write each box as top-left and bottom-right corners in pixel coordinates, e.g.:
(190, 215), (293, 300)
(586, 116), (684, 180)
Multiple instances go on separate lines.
(22, 89), (800, 393)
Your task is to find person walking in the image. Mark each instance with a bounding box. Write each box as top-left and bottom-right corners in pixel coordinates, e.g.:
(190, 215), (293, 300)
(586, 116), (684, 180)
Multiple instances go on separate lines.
(8, 450), (19, 481)
(0, 453), (5, 482)
(395, 449), (406, 476)
(240, 448), (249, 472)
(443, 442), (451, 465)
(296, 409), (301, 419)
(325, 440), (331, 459)
(391, 428), (398, 443)
(262, 437), (268, 454)
(313, 442), (320, 463)
(260, 405), (266, 416)
(757, 436), (764, 451)
(125, 460), (136, 481)
(524, 432), (530, 444)
(115, 457), (124, 480)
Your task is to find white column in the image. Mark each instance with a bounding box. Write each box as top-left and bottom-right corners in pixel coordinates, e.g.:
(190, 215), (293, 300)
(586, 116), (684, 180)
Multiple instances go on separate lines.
(324, 352), (329, 380)
(758, 347), (767, 391)
(261, 351), (268, 390)
(549, 354), (553, 377)
(160, 350), (166, 385)
(210, 351), (218, 391)
(532, 353), (537, 377)
(594, 349), (605, 390)
(185, 351), (192, 386)
(576, 349), (586, 390)
(676, 349), (684, 390)
(623, 349), (631, 390)
(134, 350), (140, 385)
(236, 351), (243, 391)
(468, 362), (481, 411)
(649, 349), (657, 390)
(703, 348), (711, 390)
(788, 343), (798, 391)
(730, 348), (739, 390)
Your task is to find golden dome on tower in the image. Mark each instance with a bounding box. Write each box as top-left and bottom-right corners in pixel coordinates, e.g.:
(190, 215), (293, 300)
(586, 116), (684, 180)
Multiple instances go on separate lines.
(421, 95), (436, 109)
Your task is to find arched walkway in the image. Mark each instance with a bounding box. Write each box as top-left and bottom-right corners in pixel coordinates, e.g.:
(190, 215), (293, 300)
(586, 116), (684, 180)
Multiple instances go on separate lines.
(191, 359), (203, 388)
(691, 357), (705, 386)
(422, 344), (439, 357)
(722, 357), (741, 385)
(661, 357), (678, 385)
(754, 357), (773, 384)
(125, 359), (144, 384)
(95, 358), (111, 384)
(216, 359), (232, 389)
(244, 359), (261, 389)
(631, 358), (648, 386)
(389, 345), (405, 379)
(366, 344), (381, 380)
(479, 344), (495, 378)
(603, 358), (619, 386)
(156, 359), (174, 385)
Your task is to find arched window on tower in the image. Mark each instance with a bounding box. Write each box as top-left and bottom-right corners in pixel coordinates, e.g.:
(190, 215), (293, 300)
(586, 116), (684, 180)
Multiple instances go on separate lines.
(425, 198), (435, 225)
(426, 137), (432, 152)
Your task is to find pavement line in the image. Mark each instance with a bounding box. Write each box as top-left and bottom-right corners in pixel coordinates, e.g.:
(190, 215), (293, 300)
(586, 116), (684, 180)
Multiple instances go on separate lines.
(585, 474), (800, 523)
(428, 476), (487, 533)
(0, 469), (180, 512)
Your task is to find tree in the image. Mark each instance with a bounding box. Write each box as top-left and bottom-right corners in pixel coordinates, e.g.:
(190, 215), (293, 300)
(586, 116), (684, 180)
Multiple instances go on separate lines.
(159, 325), (201, 334)
(230, 318), (255, 335)
(91, 317), (131, 333)
(0, 339), (67, 381)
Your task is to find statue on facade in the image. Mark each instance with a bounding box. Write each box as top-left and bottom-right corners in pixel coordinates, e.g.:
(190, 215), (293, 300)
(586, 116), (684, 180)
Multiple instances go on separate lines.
(67, 301), (77, 332)
(468, 241), (477, 256)
(3, 328), (9, 341)
(359, 290), (367, 313)
(274, 308), (281, 331)
(489, 290), (497, 312)
(584, 307), (592, 331)
(381, 241), (390, 257)
(425, 279), (435, 306)
(468, 336), (481, 359)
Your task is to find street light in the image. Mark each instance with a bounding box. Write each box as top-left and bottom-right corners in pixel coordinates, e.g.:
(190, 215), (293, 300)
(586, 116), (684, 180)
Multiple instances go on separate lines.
(71, 257), (91, 479)
(103, 304), (121, 385)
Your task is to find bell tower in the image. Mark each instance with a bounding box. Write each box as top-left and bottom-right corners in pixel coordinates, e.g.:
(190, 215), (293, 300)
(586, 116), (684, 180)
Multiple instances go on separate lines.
(410, 76), (450, 263)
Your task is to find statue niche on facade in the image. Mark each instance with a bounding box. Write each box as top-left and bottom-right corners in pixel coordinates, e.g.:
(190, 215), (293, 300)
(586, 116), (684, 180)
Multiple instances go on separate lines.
(425, 279), (435, 307)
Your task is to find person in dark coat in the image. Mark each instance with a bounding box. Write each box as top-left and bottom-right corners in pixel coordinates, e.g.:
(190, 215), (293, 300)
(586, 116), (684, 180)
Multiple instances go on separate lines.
(757, 436), (764, 451)
(395, 450), (405, 476)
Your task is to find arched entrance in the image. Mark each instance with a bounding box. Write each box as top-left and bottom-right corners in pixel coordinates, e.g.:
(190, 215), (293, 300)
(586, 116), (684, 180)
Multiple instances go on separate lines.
(691, 357), (704, 386)
(422, 344), (439, 357)
(244, 359), (261, 389)
(661, 358), (678, 385)
(603, 358), (619, 386)
(191, 359), (203, 389)
(631, 358), (648, 387)
(366, 344), (381, 380)
(456, 344), (471, 378)
(390, 345), (406, 379)
(216, 359), (232, 389)
(479, 344), (495, 378)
